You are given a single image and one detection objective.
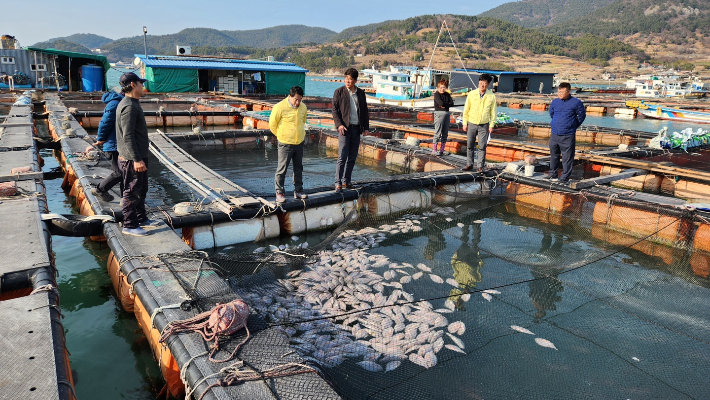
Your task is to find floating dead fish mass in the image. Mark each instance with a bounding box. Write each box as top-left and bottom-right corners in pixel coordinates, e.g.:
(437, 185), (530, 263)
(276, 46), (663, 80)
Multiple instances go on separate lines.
(237, 207), (469, 373)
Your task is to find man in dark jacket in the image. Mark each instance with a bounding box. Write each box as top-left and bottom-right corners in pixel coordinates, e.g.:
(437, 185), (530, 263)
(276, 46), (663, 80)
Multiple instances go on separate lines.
(548, 82), (585, 183)
(91, 91), (124, 202)
(332, 67), (369, 192)
(116, 72), (155, 236)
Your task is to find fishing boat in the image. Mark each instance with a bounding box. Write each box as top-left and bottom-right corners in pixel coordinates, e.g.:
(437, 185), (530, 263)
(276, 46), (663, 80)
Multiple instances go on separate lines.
(359, 20), (485, 109)
(110, 61), (136, 69)
(360, 65), (473, 108)
(628, 101), (710, 124)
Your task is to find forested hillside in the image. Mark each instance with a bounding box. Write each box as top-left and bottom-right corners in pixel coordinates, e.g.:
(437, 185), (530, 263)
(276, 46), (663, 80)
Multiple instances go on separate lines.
(480, 0), (617, 27)
(543, 0), (709, 42)
(43, 34), (114, 49)
(328, 15), (645, 64)
(98, 25), (336, 61)
(31, 39), (94, 54)
(171, 14), (647, 73)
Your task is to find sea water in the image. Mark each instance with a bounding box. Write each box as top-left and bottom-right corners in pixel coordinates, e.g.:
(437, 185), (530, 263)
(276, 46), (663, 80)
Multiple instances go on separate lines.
(43, 127), (710, 399)
(42, 76), (710, 399)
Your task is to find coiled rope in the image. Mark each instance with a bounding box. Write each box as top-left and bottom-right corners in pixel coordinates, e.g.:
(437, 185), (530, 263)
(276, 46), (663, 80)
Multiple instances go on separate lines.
(159, 299), (251, 363)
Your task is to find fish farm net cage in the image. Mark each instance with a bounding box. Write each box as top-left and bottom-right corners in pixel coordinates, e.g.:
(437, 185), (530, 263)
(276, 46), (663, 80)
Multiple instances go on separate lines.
(150, 182), (710, 400)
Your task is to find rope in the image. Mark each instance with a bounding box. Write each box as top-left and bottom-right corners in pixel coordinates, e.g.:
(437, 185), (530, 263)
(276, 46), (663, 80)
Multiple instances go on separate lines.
(58, 380), (78, 400)
(30, 284), (59, 296)
(196, 361), (318, 400)
(159, 300), (251, 363)
(180, 351), (209, 400)
(151, 303), (184, 329)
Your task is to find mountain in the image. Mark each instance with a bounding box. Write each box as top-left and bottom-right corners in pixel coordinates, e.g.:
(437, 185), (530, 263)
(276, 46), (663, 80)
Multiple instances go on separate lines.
(480, 0), (617, 28)
(30, 39), (94, 54)
(329, 21), (397, 43)
(543, 0), (710, 39)
(42, 33), (113, 49)
(329, 14), (643, 61)
(98, 25), (336, 61)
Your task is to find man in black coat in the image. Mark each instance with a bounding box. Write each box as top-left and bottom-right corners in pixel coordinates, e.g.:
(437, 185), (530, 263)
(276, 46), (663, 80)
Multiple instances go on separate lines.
(332, 68), (370, 192)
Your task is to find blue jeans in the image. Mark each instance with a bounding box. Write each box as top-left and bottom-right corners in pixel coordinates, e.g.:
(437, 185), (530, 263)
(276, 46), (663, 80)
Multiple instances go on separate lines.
(335, 125), (361, 185)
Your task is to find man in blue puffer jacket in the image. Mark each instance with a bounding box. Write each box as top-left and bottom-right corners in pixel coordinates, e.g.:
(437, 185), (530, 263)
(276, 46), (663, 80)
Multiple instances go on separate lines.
(547, 82), (585, 183)
(91, 91), (124, 202)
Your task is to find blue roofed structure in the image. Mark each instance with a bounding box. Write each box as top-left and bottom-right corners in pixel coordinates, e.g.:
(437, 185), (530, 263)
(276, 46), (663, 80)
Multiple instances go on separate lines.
(454, 69), (555, 94)
(135, 54), (308, 95)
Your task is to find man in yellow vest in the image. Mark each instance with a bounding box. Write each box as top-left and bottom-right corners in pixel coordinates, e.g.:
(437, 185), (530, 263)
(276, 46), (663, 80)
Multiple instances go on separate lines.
(269, 86), (308, 203)
(462, 73), (497, 172)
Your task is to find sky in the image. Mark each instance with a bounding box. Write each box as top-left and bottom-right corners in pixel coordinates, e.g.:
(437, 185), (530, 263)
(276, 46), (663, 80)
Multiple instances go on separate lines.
(7, 0), (511, 46)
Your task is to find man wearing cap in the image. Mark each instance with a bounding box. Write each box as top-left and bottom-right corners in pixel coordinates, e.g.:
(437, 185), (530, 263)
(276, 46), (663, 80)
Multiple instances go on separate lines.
(116, 72), (156, 236)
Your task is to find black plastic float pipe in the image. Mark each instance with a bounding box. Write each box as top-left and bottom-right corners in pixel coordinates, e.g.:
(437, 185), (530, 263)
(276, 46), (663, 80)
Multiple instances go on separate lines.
(104, 223), (219, 400)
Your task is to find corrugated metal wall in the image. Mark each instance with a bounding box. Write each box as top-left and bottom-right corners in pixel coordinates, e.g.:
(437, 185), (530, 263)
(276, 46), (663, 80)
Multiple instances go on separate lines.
(0, 49), (54, 86)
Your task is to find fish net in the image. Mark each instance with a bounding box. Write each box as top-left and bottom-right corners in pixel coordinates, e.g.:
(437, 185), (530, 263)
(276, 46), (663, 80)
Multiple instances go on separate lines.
(155, 179), (710, 400)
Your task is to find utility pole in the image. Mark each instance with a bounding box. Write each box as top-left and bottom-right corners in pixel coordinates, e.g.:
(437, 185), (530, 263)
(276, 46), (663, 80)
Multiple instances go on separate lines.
(143, 26), (148, 58)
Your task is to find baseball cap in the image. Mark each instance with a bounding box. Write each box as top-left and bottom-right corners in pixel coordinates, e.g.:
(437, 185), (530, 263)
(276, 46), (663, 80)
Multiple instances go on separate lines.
(120, 72), (147, 87)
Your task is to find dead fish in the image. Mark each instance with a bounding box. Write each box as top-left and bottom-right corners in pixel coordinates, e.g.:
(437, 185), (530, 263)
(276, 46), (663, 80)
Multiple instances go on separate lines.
(444, 300), (455, 311)
(481, 293), (492, 302)
(445, 278), (459, 287)
(409, 353), (427, 368)
(457, 222), (465, 228)
(534, 337), (557, 350)
(253, 247), (266, 253)
(473, 220), (485, 224)
(460, 294), (471, 302)
(269, 245), (279, 251)
(632, 357), (640, 362)
(429, 274), (444, 284)
(511, 325), (535, 335)
(291, 236), (299, 241)
(445, 332), (465, 349)
(445, 344), (466, 354)
(223, 246), (234, 250)
(357, 360), (384, 372)
(412, 272), (424, 280)
(385, 361), (401, 372)
(400, 275), (412, 284)
(417, 263), (432, 272)
(482, 289), (501, 295)
(445, 217), (453, 222)
(448, 321), (465, 335)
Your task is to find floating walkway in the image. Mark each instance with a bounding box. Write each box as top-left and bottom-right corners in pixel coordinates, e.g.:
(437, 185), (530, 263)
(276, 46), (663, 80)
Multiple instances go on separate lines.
(0, 103), (76, 399)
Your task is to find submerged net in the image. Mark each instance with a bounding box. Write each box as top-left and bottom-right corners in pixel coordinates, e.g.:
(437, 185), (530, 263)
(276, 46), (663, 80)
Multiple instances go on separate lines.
(154, 179), (710, 399)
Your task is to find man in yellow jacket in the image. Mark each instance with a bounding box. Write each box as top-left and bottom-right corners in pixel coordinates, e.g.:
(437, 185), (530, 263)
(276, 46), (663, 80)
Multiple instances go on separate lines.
(462, 73), (497, 172)
(269, 86), (308, 203)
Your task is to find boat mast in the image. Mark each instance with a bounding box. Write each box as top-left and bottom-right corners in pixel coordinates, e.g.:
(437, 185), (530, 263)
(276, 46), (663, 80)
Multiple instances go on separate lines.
(426, 20), (477, 92)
